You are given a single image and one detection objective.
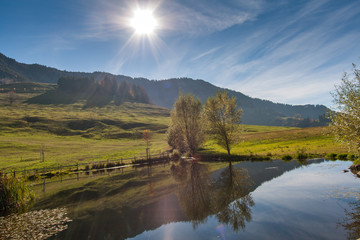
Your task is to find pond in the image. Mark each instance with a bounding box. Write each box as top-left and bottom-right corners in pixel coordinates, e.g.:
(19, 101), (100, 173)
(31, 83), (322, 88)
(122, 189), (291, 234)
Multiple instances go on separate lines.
(1, 159), (359, 239)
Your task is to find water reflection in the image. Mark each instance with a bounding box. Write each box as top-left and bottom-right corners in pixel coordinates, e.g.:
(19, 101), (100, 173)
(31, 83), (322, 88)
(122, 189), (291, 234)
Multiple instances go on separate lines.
(172, 162), (212, 227)
(213, 164), (254, 232)
(29, 159), (358, 240)
(341, 200), (360, 239)
(171, 161), (254, 232)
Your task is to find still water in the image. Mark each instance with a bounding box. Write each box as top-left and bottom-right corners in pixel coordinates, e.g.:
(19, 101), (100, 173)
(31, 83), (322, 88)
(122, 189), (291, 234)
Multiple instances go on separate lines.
(127, 160), (359, 240)
(4, 159), (360, 239)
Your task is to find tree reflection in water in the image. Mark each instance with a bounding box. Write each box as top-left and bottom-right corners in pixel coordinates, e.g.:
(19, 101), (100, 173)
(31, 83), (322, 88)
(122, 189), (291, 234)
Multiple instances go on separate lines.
(341, 200), (360, 239)
(171, 160), (254, 231)
(171, 160), (212, 228)
(213, 163), (254, 232)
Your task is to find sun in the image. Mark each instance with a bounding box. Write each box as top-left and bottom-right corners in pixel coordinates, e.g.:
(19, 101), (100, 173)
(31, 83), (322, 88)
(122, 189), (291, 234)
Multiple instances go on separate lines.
(130, 9), (158, 35)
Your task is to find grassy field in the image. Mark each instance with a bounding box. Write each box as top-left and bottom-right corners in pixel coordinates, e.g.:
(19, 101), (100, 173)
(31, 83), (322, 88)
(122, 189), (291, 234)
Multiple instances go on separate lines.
(0, 92), (349, 171)
(202, 125), (347, 158)
(0, 93), (171, 170)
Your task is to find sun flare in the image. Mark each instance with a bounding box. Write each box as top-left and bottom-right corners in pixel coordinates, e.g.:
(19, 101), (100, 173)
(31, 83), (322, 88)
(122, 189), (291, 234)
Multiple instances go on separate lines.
(130, 9), (158, 35)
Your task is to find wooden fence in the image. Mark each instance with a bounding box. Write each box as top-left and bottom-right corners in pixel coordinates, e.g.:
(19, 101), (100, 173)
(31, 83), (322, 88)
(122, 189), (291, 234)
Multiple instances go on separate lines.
(31, 158), (171, 192)
(3, 151), (171, 179)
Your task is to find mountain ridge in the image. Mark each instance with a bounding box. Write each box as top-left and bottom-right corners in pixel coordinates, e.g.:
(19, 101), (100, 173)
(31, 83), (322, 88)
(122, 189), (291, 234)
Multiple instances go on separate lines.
(0, 52), (329, 126)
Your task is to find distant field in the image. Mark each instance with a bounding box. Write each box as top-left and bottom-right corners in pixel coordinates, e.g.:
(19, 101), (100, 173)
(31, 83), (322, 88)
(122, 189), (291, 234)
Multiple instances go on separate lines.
(0, 92), (348, 171)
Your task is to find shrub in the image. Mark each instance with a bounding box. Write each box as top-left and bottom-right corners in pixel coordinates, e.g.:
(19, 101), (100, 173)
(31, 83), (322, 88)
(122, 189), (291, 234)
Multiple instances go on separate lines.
(106, 162), (116, 168)
(171, 149), (181, 161)
(92, 162), (105, 169)
(354, 158), (360, 165)
(295, 147), (308, 160)
(282, 155), (292, 161)
(0, 173), (35, 215)
(327, 153), (337, 160)
(347, 154), (357, 161)
(337, 153), (348, 160)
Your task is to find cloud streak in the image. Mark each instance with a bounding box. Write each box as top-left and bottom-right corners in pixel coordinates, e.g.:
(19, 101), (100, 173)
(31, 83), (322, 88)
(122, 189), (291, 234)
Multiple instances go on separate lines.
(166, 0), (360, 106)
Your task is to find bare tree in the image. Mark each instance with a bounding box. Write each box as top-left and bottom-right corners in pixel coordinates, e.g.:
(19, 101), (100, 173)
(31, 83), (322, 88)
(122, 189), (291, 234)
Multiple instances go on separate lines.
(143, 129), (152, 160)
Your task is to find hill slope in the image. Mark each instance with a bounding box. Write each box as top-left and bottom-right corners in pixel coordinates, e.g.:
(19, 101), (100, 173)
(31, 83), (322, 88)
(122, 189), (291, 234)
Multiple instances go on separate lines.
(0, 52), (329, 126)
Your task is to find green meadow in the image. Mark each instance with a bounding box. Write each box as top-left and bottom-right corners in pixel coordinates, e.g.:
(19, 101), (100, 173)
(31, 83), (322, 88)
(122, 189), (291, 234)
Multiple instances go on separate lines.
(0, 92), (347, 171)
(202, 125), (347, 158)
(0, 93), (170, 170)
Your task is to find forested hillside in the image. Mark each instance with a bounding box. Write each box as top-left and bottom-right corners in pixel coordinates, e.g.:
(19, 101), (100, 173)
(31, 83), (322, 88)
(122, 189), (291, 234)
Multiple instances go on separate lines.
(27, 76), (151, 107)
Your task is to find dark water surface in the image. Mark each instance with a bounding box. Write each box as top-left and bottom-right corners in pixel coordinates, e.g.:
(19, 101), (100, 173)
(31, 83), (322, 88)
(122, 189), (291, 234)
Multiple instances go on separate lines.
(6, 160), (359, 239)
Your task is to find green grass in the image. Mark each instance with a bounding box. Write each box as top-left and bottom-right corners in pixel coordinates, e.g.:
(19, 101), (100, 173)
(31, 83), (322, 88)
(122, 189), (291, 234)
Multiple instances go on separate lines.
(0, 92), (351, 171)
(202, 126), (348, 158)
(0, 93), (170, 170)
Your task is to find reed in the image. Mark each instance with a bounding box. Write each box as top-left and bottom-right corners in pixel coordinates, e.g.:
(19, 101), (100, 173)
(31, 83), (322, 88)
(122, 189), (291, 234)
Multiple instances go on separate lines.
(0, 172), (35, 215)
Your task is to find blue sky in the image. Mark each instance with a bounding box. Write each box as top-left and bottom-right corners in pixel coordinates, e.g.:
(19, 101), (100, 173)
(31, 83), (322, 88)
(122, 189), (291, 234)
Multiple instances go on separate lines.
(1, 0), (359, 107)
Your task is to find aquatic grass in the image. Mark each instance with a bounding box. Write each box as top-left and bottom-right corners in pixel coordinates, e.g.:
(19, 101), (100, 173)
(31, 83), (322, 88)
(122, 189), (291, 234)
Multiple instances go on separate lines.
(0, 208), (71, 239)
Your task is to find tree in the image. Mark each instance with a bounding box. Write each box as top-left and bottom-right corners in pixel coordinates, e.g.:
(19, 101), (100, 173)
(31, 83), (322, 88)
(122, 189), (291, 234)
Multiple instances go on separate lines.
(204, 91), (242, 156)
(143, 129), (152, 160)
(167, 93), (203, 154)
(329, 64), (360, 154)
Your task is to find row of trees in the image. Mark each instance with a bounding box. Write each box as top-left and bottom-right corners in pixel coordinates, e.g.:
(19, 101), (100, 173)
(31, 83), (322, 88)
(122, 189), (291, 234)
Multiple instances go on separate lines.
(167, 91), (242, 156)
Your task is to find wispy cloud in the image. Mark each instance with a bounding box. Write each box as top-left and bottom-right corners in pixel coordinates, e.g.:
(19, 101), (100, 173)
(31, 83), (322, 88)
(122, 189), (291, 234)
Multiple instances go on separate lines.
(79, 0), (266, 39)
(158, 0), (264, 35)
(175, 0), (360, 106)
(191, 47), (222, 62)
(20, 0), (358, 107)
